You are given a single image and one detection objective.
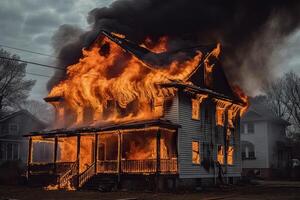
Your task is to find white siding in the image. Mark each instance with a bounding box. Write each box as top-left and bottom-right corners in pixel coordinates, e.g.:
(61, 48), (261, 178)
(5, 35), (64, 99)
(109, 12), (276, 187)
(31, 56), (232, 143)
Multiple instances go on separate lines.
(241, 121), (269, 168)
(177, 92), (213, 178)
(164, 91), (242, 178)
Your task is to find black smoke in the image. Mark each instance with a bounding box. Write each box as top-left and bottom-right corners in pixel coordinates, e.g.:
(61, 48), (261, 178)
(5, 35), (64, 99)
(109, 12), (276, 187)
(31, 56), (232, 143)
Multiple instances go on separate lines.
(49, 0), (300, 95)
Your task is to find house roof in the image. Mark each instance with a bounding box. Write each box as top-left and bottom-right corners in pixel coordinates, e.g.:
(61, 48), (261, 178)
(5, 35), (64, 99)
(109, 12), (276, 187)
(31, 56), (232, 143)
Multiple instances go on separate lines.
(241, 107), (290, 126)
(0, 109), (47, 127)
(98, 30), (243, 105)
(24, 118), (180, 138)
(101, 30), (215, 67)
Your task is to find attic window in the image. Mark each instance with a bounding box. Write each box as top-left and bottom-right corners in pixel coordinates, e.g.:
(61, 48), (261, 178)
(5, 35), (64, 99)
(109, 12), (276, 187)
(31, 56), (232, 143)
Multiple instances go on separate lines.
(191, 99), (200, 120)
(192, 141), (200, 164)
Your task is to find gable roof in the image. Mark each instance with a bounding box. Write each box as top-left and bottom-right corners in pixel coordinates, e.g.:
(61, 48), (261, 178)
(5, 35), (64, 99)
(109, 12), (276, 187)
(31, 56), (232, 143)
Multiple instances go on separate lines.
(95, 30), (243, 105)
(0, 109), (47, 127)
(242, 107), (290, 126)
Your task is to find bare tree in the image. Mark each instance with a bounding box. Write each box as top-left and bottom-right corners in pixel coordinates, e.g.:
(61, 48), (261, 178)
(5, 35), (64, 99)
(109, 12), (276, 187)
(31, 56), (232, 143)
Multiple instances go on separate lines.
(264, 71), (300, 133)
(19, 99), (55, 123)
(0, 49), (35, 112)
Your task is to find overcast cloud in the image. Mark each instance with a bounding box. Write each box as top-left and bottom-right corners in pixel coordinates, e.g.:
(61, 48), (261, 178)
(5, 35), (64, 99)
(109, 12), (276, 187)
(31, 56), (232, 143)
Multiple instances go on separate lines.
(0, 0), (299, 101)
(0, 0), (115, 100)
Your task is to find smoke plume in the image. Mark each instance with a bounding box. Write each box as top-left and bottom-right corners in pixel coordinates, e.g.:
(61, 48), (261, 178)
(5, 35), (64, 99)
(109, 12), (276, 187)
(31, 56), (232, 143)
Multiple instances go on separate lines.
(49, 0), (300, 95)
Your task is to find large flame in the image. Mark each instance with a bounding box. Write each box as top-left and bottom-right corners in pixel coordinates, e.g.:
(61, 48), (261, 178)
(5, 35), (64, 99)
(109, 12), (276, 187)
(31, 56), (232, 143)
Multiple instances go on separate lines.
(48, 34), (202, 127)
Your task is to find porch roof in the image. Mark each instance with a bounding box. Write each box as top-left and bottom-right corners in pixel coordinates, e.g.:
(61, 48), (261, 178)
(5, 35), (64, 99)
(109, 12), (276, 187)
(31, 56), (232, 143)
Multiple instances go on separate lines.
(24, 118), (180, 138)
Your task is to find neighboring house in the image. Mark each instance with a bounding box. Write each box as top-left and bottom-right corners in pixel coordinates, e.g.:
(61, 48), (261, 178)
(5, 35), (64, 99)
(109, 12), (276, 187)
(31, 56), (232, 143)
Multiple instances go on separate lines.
(0, 110), (46, 165)
(241, 107), (291, 178)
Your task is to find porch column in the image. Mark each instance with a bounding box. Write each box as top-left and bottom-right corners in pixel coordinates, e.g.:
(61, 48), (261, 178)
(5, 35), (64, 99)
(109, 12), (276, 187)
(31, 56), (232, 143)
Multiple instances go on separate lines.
(27, 137), (33, 178)
(117, 131), (122, 187)
(156, 129), (161, 173)
(53, 137), (58, 174)
(156, 128), (161, 192)
(223, 109), (229, 183)
(76, 135), (81, 188)
(94, 134), (98, 174)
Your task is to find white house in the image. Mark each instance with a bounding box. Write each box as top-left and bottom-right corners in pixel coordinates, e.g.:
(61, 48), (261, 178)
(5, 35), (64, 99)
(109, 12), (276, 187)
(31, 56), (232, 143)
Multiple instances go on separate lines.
(241, 107), (291, 178)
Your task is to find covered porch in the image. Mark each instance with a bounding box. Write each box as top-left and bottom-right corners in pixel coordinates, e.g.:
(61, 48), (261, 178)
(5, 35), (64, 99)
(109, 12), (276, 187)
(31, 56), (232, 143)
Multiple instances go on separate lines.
(25, 119), (179, 189)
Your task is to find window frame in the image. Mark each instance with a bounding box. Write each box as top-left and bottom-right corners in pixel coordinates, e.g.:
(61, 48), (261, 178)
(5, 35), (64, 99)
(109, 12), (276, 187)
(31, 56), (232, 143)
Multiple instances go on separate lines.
(191, 99), (200, 120)
(217, 144), (225, 165)
(227, 146), (234, 165)
(247, 122), (255, 134)
(5, 143), (19, 161)
(192, 140), (201, 165)
(8, 123), (19, 135)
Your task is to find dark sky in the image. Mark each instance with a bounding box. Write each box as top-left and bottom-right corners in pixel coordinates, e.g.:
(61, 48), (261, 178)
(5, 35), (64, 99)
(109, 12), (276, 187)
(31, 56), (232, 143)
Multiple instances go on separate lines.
(0, 0), (300, 100)
(0, 0), (115, 100)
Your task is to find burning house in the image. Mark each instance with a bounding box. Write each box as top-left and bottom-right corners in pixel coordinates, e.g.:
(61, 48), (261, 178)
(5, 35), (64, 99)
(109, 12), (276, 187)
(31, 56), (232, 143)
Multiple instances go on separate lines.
(25, 30), (248, 190)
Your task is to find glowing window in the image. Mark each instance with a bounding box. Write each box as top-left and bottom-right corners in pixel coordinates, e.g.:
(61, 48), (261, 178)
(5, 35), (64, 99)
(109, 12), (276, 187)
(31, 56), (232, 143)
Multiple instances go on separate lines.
(217, 145), (224, 164)
(227, 146), (234, 165)
(192, 99), (200, 120)
(192, 141), (200, 164)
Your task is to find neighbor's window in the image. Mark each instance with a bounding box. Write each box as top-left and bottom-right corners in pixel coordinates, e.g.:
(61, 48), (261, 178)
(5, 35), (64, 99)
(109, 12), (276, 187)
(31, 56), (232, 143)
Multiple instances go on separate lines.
(9, 123), (18, 135)
(6, 143), (19, 161)
(191, 99), (200, 120)
(247, 122), (254, 134)
(0, 143), (5, 160)
(227, 146), (234, 165)
(217, 145), (224, 164)
(192, 141), (200, 164)
(241, 141), (255, 160)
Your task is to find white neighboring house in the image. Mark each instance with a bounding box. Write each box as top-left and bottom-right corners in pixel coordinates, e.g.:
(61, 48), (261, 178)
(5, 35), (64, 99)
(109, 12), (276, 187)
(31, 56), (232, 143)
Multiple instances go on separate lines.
(241, 108), (291, 178)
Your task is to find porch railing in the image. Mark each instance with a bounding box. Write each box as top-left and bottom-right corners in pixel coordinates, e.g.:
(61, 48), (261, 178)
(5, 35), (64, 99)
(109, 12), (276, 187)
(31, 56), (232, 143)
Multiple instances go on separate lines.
(78, 162), (96, 188)
(97, 160), (118, 173)
(59, 161), (78, 188)
(96, 158), (178, 174)
(122, 159), (157, 173)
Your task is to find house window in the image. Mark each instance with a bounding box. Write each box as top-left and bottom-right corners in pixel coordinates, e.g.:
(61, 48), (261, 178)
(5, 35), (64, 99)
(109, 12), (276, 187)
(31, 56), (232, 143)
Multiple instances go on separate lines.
(241, 141), (255, 160)
(0, 143), (5, 160)
(6, 143), (19, 160)
(217, 145), (224, 164)
(227, 146), (234, 165)
(247, 123), (254, 134)
(9, 123), (19, 135)
(192, 141), (200, 164)
(191, 99), (200, 120)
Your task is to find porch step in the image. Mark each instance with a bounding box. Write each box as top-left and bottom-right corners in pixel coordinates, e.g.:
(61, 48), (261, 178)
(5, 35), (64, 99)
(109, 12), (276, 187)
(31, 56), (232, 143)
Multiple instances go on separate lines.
(81, 174), (118, 191)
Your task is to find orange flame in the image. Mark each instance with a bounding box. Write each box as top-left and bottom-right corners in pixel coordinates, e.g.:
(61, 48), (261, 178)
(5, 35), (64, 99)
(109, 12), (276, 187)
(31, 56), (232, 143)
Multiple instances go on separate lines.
(48, 33), (202, 127)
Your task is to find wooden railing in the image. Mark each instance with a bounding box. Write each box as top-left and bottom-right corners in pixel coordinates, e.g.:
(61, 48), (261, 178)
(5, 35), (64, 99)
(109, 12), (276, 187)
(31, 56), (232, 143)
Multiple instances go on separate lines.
(78, 162), (96, 187)
(96, 158), (178, 174)
(160, 158), (177, 173)
(122, 159), (157, 173)
(59, 161), (78, 188)
(97, 160), (118, 173)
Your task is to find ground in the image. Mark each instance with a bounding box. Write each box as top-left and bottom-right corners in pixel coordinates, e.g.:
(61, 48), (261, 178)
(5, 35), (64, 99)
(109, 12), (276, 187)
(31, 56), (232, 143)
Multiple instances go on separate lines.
(0, 181), (300, 200)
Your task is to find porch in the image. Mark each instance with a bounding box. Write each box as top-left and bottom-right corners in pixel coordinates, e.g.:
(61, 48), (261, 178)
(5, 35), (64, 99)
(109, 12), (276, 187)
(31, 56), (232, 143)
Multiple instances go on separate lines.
(25, 120), (179, 189)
